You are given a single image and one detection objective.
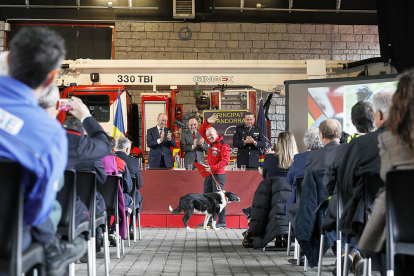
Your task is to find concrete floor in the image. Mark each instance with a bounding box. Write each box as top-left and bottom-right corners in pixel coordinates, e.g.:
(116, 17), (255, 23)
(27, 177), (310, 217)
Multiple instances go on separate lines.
(75, 228), (379, 276)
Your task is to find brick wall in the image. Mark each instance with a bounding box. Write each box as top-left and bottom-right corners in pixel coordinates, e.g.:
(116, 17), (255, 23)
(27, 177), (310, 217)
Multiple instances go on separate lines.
(0, 22), (5, 52)
(115, 22), (380, 61)
(121, 22), (380, 148)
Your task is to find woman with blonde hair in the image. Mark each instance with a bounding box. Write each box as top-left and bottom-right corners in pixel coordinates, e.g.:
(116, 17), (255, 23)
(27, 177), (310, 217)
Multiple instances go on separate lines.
(242, 131), (298, 249)
(262, 132), (298, 179)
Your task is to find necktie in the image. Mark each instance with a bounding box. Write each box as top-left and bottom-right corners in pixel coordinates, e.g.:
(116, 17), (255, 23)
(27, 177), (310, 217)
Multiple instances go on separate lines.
(193, 131), (197, 160)
(248, 127), (251, 132)
(159, 128), (163, 135)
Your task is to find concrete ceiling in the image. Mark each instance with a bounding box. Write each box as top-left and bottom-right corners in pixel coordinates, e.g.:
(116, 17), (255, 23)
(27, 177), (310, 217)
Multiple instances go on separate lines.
(0, 0), (377, 25)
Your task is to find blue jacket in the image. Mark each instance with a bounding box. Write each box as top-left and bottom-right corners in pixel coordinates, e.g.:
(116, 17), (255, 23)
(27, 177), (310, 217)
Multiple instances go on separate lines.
(147, 126), (176, 168)
(286, 151), (310, 221)
(294, 170), (335, 268)
(0, 76), (68, 226)
(262, 154), (289, 179)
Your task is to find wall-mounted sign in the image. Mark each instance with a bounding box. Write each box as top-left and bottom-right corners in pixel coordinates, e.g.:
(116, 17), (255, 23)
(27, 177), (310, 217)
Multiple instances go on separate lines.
(203, 109), (248, 155)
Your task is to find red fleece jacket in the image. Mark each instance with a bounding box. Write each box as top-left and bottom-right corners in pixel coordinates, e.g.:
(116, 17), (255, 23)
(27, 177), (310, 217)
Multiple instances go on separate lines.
(199, 121), (230, 175)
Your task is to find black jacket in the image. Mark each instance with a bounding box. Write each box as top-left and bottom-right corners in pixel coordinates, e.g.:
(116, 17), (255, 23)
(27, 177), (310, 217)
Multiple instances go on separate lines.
(115, 151), (144, 204)
(248, 177), (292, 248)
(65, 116), (111, 170)
(337, 125), (386, 237)
(233, 124), (266, 168)
(304, 141), (340, 181)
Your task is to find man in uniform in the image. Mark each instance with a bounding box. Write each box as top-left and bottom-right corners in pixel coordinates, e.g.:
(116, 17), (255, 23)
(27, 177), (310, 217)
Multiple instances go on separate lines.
(233, 112), (266, 168)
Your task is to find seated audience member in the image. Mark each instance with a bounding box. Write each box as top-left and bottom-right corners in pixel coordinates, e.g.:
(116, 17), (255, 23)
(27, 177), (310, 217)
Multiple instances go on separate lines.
(337, 89), (394, 275)
(304, 119), (342, 181)
(39, 84), (90, 233)
(0, 27), (86, 274)
(359, 79), (414, 275)
(340, 131), (351, 144)
(324, 101), (375, 196)
(114, 137), (144, 228)
(101, 153), (133, 244)
(323, 101), (375, 275)
(287, 119), (341, 266)
(63, 113), (109, 216)
(285, 128), (322, 221)
(262, 132), (298, 179)
(126, 134), (144, 165)
(107, 135), (136, 239)
(63, 100), (111, 255)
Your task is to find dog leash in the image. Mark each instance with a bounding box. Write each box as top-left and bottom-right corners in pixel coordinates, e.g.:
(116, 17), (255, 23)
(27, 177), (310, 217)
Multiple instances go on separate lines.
(210, 173), (222, 191)
(207, 159), (222, 191)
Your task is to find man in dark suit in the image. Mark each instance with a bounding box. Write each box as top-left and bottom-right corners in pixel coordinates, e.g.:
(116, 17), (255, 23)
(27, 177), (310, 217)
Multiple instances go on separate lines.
(233, 112), (266, 168)
(147, 113), (176, 168)
(181, 116), (208, 169)
(115, 137), (144, 208)
(337, 89), (393, 245)
(304, 119), (342, 181)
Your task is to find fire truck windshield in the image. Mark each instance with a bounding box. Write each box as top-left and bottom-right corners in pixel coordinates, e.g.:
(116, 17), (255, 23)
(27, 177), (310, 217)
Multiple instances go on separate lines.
(74, 94), (110, 122)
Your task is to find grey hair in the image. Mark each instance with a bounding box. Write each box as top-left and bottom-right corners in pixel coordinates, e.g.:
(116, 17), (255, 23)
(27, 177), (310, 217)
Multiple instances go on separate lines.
(303, 128), (323, 150)
(38, 84), (60, 109)
(372, 88), (395, 120)
(116, 137), (131, 150)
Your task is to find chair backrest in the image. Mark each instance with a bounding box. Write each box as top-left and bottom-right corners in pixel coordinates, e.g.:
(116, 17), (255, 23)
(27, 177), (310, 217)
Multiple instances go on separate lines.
(295, 177), (304, 203)
(97, 175), (120, 218)
(0, 159), (22, 276)
(386, 169), (414, 243)
(129, 176), (137, 204)
(364, 173), (384, 221)
(76, 171), (96, 234)
(56, 170), (76, 241)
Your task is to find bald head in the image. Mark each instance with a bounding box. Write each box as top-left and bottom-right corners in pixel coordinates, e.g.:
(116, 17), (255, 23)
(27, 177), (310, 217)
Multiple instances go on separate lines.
(319, 119), (342, 145)
(206, 127), (218, 143)
(157, 113), (168, 128)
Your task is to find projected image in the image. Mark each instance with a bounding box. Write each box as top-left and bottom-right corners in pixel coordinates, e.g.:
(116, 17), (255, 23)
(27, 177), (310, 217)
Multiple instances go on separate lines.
(308, 81), (397, 134)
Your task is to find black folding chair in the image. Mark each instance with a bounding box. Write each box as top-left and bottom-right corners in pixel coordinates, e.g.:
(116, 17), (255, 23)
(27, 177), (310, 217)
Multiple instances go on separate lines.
(287, 176), (303, 257)
(386, 170), (414, 276)
(97, 175), (122, 259)
(0, 159), (46, 276)
(57, 170), (92, 276)
(76, 171), (110, 276)
(362, 173), (384, 276)
(130, 176), (142, 242)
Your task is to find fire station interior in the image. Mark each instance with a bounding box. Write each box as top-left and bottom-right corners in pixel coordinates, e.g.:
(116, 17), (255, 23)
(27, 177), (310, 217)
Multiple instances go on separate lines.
(0, 1), (409, 276)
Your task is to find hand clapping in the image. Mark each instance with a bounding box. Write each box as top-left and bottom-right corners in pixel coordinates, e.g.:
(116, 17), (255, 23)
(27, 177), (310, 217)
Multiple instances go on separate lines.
(166, 131), (172, 140)
(160, 130), (165, 141)
(199, 138), (205, 145)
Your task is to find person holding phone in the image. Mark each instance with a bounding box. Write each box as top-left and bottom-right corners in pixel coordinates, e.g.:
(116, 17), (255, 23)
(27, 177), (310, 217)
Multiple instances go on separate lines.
(147, 113), (176, 168)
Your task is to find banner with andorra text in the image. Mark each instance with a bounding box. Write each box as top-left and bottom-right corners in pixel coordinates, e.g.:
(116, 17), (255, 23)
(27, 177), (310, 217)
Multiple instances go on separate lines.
(203, 110), (248, 156)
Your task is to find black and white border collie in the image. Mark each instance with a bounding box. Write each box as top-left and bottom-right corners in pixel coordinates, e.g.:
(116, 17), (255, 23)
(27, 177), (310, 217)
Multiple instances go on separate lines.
(169, 191), (241, 231)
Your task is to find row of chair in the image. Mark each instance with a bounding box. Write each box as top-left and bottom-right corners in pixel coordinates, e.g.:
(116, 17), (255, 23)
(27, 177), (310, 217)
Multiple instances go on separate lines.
(287, 169), (414, 276)
(0, 159), (142, 276)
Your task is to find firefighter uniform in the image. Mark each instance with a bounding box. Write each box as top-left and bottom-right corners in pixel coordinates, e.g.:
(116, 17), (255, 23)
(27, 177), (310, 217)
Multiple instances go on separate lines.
(233, 124), (266, 168)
